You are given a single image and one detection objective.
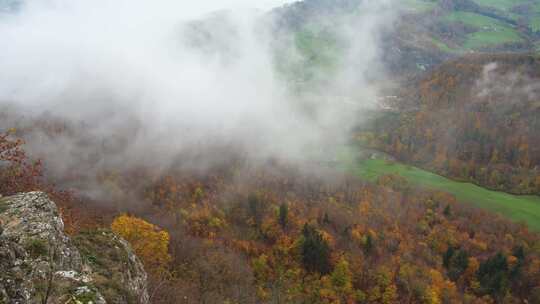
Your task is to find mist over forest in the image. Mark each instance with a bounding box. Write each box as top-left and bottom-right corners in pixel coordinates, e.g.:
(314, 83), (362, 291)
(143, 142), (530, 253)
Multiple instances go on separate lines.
(1, 0), (540, 303)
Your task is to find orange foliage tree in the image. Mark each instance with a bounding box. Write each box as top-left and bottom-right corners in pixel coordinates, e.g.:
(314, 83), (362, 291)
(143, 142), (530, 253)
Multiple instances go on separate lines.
(0, 130), (42, 195)
(111, 214), (171, 273)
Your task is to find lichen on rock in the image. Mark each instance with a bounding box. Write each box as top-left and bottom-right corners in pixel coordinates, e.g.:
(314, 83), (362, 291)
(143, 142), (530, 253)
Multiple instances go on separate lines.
(0, 192), (149, 304)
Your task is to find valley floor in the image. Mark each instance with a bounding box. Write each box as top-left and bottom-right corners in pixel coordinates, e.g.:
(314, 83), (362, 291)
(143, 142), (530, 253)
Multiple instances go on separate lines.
(338, 147), (540, 231)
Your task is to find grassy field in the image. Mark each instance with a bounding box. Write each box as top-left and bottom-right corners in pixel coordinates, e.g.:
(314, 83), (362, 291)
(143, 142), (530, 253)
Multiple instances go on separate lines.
(470, 0), (540, 34)
(444, 12), (524, 49)
(472, 0), (529, 11)
(337, 149), (540, 231)
(431, 37), (461, 53)
(445, 12), (505, 28)
(464, 29), (523, 49)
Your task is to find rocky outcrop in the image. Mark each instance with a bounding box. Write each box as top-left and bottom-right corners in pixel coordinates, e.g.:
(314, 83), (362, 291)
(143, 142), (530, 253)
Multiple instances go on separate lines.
(0, 192), (149, 304)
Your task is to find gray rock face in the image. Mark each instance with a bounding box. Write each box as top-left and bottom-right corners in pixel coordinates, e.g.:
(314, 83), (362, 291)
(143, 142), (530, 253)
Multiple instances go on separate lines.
(0, 192), (149, 304)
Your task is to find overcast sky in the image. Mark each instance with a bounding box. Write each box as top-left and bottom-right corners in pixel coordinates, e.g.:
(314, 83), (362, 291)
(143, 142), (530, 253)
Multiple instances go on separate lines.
(174, 0), (296, 16)
(7, 0), (298, 21)
(210, 0), (295, 10)
(261, 0), (297, 9)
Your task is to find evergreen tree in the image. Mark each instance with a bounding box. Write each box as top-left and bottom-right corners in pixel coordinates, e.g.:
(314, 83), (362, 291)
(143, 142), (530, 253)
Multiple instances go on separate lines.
(364, 234), (373, 255)
(443, 247), (469, 281)
(443, 204), (452, 217)
(323, 212), (330, 224)
(510, 246), (525, 279)
(443, 246), (455, 268)
(248, 194), (262, 226)
(278, 203), (288, 229)
(301, 224), (332, 275)
(477, 252), (510, 297)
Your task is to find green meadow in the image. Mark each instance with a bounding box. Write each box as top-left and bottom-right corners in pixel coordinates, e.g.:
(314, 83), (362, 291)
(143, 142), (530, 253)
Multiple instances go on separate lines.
(444, 12), (524, 49)
(338, 149), (540, 231)
(472, 0), (529, 11)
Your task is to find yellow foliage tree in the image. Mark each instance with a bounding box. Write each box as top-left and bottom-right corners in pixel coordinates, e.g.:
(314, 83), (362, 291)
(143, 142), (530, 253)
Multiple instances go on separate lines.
(111, 214), (171, 273)
(331, 257), (353, 294)
(424, 286), (441, 304)
(382, 284), (398, 304)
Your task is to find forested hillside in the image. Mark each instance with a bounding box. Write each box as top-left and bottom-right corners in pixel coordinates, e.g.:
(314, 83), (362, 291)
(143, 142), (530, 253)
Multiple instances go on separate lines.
(360, 54), (540, 195)
(1, 126), (540, 303)
(2, 0), (540, 303)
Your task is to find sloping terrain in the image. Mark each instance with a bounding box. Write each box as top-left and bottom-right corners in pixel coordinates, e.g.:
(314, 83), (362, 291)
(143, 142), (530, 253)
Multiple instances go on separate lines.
(360, 53), (540, 195)
(337, 148), (540, 231)
(1, 123), (540, 303)
(1, 0), (540, 303)
(270, 0), (540, 83)
(0, 192), (149, 303)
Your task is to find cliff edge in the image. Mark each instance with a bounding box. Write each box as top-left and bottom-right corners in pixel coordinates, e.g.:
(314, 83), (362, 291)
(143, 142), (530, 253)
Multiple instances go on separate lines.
(0, 192), (149, 304)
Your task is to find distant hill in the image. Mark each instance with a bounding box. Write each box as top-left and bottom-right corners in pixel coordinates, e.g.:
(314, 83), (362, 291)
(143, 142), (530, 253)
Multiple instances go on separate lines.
(398, 0), (540, 53)
(5, 0), (536, 85)
(270, 0), (540, 83)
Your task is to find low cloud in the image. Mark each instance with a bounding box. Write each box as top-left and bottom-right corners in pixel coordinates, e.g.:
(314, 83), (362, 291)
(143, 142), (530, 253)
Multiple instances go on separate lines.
(0, 0), (395, 197)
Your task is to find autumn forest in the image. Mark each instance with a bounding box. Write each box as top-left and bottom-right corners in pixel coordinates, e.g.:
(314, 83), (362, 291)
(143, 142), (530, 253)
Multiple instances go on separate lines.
(2, 0), (540, 303)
